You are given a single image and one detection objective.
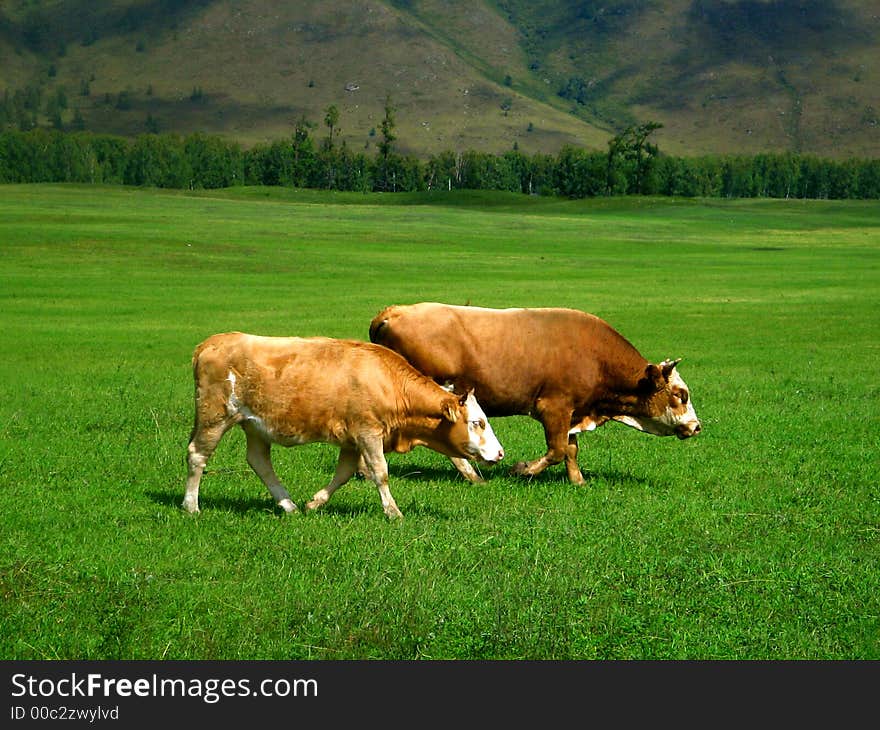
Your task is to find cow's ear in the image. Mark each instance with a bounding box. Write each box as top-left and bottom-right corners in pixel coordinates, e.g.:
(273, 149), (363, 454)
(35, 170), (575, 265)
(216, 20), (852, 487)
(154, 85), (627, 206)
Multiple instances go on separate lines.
(644, 363), (663, 386)
(442, 398), (460, 423)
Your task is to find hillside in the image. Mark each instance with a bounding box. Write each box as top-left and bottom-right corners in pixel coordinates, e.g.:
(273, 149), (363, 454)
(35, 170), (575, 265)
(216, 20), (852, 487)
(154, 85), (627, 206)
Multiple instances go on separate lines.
(1, 0), (878, 158)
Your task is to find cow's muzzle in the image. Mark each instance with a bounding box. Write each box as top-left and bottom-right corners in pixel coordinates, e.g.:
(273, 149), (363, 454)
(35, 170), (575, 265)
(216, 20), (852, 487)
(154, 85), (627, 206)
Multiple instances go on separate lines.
(675, 421), (702, 439)
(482, 448), (504, 464)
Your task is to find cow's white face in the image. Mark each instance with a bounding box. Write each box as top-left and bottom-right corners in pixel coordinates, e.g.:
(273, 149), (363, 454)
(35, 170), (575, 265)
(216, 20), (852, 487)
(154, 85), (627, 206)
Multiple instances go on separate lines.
(614, 364), (702, 439)
(461, 392), (505, 463)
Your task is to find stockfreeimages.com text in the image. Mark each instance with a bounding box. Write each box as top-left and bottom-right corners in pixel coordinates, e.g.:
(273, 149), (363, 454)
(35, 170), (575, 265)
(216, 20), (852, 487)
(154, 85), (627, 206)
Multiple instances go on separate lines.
(10, 672), (317, 705)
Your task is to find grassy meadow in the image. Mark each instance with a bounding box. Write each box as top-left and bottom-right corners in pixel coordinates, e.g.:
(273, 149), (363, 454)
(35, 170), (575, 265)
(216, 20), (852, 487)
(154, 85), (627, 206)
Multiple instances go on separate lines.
(0, 183), (878, 660)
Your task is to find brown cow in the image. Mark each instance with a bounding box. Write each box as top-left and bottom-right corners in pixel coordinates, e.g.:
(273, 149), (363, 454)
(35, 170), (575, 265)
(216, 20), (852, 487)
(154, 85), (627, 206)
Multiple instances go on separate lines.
(183, 332), (504, 519)
(369, 303), (701, 485)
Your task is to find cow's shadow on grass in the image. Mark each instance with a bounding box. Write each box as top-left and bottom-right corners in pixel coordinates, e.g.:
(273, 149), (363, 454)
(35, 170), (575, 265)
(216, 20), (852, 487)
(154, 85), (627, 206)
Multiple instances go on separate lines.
(305, 500), (452, 520)
(502, 467), (662, 489)
(385, 463), (477, 482)
(389, 462), (660, 490)
(146, 489), (276, 515)
(147, 488), (453, 520)
(147, 463), (661, 518)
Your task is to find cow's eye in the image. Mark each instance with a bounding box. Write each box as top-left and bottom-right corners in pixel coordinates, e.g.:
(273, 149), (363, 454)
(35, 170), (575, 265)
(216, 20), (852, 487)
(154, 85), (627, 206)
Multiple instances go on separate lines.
(471, 419), (486, 430)
(680, 390), (689, 405)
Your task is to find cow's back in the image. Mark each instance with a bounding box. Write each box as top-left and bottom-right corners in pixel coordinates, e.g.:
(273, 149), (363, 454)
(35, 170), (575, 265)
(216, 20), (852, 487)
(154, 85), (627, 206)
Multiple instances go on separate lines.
(195, 333), (422, 444)
(370, 303), (645, 415)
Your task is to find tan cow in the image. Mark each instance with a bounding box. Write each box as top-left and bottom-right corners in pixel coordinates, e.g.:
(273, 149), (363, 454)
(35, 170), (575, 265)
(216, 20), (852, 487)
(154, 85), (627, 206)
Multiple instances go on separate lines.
(369, 303), (701, 485)
(184, 332), (504, 519)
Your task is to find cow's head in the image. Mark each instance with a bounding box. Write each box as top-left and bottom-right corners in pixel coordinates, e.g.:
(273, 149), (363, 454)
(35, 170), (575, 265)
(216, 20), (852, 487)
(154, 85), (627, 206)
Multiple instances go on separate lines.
(438, 389), (505, 463)
(613, 358), (702, 439)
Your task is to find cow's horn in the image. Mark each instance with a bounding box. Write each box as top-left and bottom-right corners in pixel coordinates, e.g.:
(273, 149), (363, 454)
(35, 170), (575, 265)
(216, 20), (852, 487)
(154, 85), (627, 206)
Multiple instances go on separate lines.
(660, 358), (681, 376)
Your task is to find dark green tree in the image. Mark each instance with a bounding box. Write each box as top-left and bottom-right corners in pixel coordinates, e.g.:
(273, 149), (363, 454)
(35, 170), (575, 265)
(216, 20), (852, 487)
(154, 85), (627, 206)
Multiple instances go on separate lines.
(606, 121), (663, 194)
(720, 155), (757, 198)
(335, 143), (373, 193)
(70, 108), (86, 132)
(124, 133), (190, 188)
(379, 96), (397, 160)
(185, 133), (243, 189)
(855, 159), (880, 199)
(323, 104), (339, 151)
(244, 140), (293, 186)
(291, 115), (317, 187)
(46, 131), (93, 181)
(371, 153), (423, 193)
(0, 130), (43, 181)
(556, 145), (606, 198)
(90, 134), (130, 184)
(375, 96), (398, 191)
(425, 150), (459, 190)
(457, 150), (519, 191)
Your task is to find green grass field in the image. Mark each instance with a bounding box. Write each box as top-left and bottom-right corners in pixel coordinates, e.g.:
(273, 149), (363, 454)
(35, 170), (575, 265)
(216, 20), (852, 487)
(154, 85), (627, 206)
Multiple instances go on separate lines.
(1, 184), (877, 659)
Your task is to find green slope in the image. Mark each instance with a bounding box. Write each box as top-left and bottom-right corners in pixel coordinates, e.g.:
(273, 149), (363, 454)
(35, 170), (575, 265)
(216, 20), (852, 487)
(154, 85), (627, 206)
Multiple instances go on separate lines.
(1, 0), (878, 157)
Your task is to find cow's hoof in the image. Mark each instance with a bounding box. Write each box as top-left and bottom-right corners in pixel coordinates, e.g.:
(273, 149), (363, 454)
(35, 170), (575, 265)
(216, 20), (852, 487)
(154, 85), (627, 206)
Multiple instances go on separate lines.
(278, 498), (298, 513)
(511, 461), (531, 476)
(304, 500), (324, 512)
(384, 507), (404, 520)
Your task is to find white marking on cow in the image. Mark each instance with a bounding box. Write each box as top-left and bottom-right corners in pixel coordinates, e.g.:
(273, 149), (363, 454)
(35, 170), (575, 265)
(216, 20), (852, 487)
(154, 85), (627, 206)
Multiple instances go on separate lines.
(615, 406), (686, 436)
(667, 368), (700, 436)
(568, 418), (598, 435)
(240, 403), (276, 440)
(463, 391), (504, 463)
(612, 414), (654, 433)
(226, 369), (278, 440)
(226, 371), (239, 411)
(278, 498), (297, 513)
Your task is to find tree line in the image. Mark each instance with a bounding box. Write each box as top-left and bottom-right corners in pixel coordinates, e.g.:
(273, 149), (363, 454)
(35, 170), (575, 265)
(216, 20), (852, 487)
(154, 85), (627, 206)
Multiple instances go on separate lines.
(1, 125), (879, 200)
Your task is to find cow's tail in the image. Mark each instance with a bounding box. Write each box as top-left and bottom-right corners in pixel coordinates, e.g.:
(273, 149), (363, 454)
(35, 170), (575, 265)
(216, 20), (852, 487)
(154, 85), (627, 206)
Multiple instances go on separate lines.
(369, 308), (394, 344)
(187, 336), (223, 447)
(187, 341), (207, 447)
(368, 318), (388, 343)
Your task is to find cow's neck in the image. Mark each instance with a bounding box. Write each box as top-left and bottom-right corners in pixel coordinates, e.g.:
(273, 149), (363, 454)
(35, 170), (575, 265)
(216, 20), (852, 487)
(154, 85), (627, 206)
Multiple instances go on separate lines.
(596, 358), (653, 418)
(387, 416), (445, 454)
(400, 377), (452, 418)
(597, 390), (646, 418)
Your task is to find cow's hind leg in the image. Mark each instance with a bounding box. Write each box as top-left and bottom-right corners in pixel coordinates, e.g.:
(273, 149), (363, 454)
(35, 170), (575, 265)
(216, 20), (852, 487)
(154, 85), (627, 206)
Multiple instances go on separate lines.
(184, 420), (233, 513)
(243, 425), (297, 513)
(305, 447), (359, 513)
(359, 439), (403, 520)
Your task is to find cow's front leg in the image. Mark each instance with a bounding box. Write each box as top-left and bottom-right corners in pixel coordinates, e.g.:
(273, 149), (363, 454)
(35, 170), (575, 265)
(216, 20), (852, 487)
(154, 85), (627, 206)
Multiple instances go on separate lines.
(305, 447), (359, 513)
(512, 401), (573, 480)
(564, 434), (585, 485)
(450, 457), (485, 483)
(244, 426), (297, 513)
(358, 440), (403, 520)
